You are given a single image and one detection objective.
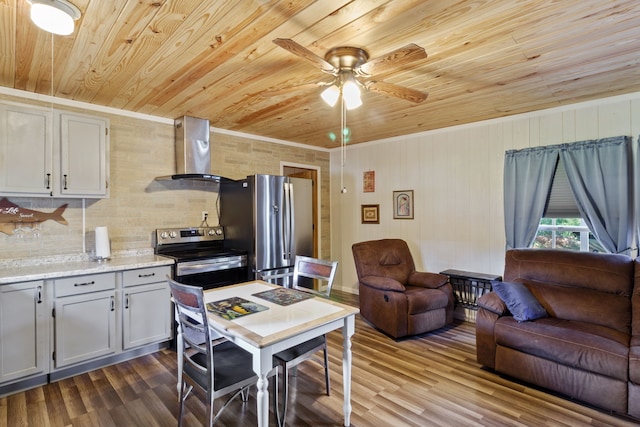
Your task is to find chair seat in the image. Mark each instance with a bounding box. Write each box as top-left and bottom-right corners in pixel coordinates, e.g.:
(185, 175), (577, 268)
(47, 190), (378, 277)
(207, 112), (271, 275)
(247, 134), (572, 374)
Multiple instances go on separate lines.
(405, 286), (450, 314)
(274, 336), (325, 363)
(184, 338), (256, 392)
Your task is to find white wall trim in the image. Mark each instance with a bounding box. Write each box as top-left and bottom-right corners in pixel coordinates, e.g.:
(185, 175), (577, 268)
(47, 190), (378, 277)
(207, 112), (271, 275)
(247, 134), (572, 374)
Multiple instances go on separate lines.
(330, 90), (640, 152)
(213, 127), (331, 152)
(0, 86), (330, 152)
(0, 86), (174, 124)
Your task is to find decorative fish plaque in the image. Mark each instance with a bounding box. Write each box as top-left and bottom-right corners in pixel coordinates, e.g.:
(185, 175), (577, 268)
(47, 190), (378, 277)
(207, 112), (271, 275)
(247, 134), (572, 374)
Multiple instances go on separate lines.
(0, 198), (68, 235)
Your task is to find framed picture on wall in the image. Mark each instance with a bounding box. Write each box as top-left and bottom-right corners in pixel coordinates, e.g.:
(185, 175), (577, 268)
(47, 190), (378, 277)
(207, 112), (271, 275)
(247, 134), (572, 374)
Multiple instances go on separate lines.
(393, 190), (414, 219)
(361, 204), (380, 224)
(363, 171), (375, 192)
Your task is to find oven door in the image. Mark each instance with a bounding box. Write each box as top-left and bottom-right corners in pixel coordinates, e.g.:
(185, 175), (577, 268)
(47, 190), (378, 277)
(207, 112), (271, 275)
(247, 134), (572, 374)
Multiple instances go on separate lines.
(175, 267), (248, 290)
(173, 256), (248, 290)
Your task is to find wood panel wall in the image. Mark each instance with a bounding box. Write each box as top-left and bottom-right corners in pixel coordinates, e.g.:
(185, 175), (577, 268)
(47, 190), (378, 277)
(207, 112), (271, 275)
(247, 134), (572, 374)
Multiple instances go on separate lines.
(331, 91), (640, 294)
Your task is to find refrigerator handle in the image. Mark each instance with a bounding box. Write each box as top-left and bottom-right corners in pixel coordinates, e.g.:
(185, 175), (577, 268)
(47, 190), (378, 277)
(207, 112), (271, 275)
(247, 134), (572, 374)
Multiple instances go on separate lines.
(283, 182), (292, 261)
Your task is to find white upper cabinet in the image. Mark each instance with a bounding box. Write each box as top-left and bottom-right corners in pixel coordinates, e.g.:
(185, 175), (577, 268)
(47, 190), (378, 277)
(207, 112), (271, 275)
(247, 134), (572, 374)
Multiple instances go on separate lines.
(59, 112), (109, 197)
(0, 104), (53, 196)
(0, 102), (109, 198)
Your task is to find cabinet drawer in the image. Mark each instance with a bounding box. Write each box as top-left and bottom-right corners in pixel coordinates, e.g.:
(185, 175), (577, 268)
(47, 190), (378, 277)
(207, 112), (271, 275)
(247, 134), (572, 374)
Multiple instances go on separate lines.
(122, 266), (170, 288)
(54, 273), (115, 297)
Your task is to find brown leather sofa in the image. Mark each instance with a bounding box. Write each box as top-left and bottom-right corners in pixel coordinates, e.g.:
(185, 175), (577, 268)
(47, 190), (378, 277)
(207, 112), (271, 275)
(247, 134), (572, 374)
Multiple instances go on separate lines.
(352, 239), (454, 339)
(476, 248), (640, 418)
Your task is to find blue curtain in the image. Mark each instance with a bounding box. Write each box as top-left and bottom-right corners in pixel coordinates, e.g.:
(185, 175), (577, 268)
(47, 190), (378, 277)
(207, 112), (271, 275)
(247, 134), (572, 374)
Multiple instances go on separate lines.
(504, 146), (559, 249)
(560, 136), (633, 254)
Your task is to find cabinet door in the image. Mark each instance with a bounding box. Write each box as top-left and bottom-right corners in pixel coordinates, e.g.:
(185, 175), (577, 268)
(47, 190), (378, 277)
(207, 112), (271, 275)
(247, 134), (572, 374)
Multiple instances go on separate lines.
(0, 281), (47, 383)
(54, 290), (116, 368)
(59, 113), (109, 197)
(122, 282), (171, 349)
(0, 104), (53, 196)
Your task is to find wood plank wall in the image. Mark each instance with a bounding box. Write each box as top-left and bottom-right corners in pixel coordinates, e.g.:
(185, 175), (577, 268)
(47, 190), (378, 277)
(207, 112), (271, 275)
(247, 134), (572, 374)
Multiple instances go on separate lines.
(330, 91), (640, 295)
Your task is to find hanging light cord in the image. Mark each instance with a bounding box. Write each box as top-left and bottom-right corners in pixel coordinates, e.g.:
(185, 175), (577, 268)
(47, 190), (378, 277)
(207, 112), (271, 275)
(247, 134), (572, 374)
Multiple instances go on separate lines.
(50, 32), (54, 100)
(340, 94), (347, 194)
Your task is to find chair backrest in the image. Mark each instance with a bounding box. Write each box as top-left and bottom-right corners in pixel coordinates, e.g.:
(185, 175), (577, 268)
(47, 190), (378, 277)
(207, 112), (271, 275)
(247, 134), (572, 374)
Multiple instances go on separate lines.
(352, 239), (416, 284)
(292, 256), (338, 298)
(168, 278), (213, 383)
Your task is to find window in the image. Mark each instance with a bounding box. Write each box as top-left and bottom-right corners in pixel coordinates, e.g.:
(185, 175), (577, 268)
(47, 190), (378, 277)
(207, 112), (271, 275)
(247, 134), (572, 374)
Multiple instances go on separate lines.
(531, 160), (605, 252)
(533, 218), (605, 252)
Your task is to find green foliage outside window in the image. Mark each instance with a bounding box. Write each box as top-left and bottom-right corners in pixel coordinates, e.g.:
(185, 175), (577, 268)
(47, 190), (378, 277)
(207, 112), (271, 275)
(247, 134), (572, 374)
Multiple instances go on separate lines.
(533, 218), (604, 252)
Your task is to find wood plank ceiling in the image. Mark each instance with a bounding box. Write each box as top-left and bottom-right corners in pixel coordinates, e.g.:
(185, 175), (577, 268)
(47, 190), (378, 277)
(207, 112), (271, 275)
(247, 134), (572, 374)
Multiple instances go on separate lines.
(2, 0), (640, 148)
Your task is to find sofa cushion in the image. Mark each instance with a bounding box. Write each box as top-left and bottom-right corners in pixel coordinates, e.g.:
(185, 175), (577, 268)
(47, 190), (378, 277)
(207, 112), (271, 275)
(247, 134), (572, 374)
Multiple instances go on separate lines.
(630, 346), (640, 384)
(522, 278), (632, 335)
(360, 275), (406, 292)
(405, 286), (449, 314)
(492, 281), (548, 322)
(495, 316), (630, 381)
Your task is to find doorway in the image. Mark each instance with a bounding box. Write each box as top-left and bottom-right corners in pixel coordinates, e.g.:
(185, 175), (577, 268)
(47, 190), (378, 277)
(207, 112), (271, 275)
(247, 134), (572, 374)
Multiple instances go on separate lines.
(283, 165), (319, 258)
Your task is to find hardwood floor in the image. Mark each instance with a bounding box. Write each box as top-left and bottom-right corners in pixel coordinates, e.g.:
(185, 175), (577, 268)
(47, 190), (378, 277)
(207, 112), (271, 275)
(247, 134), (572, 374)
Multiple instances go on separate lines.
(1, 292), (637, 426)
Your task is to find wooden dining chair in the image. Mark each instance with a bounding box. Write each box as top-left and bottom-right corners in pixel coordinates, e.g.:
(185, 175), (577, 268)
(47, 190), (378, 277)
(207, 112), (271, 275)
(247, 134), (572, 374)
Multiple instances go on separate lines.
(272, 256), (339, 427)
(169, 278), (257, 427)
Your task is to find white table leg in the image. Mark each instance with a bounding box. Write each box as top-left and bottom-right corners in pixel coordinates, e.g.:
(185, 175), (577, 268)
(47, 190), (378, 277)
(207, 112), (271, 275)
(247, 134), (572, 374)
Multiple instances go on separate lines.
(342, 315), (355, 426)
(253, 350), (273, 427)
(256, 373), (269, 427)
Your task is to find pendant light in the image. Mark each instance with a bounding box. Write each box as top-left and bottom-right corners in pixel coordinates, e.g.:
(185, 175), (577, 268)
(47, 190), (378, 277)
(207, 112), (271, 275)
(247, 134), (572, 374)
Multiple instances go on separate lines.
(29, 0), (81, 36)
(321, 73), (363, 110)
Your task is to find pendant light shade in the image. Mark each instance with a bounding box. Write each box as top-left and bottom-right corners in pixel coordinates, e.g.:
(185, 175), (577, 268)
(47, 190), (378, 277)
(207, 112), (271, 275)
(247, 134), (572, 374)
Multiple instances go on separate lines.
(321, 77), (362, 110)
(342, 80), (362, 110)
(321, 85), (340, 107)
(29, 0), (81, 36)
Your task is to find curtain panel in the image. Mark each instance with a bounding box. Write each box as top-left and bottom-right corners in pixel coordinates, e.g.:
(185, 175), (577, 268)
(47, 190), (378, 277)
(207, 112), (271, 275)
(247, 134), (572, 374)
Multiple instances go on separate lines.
(560, 136), (633, 254)
(504, 146), (559, 249)
(503, 136), (633, 253)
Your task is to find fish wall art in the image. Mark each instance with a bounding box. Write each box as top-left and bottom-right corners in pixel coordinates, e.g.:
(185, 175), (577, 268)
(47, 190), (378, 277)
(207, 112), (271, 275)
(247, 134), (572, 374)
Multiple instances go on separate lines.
(0, 198), (68, 235)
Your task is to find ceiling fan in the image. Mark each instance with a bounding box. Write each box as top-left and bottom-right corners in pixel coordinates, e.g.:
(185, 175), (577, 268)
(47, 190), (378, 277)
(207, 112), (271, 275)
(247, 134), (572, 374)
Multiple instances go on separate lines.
(272, 38), (429, 106)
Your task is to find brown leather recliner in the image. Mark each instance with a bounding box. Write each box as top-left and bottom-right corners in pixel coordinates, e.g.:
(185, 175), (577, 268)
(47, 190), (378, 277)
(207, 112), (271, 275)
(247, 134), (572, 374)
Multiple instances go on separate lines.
(352, 239), (454, 339)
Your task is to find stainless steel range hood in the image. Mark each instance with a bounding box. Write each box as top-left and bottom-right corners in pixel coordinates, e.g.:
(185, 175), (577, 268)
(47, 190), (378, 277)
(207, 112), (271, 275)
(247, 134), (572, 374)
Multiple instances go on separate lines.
(156, 116), (234, 183)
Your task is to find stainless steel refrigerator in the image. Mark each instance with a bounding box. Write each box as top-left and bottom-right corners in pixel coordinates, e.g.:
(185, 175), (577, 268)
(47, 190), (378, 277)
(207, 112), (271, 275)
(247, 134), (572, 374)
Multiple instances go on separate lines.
(220, 174), (313, 283)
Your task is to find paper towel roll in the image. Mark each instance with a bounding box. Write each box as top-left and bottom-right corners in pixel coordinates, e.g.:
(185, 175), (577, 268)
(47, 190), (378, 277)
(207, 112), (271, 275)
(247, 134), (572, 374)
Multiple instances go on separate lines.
(95, 226), (111, 259)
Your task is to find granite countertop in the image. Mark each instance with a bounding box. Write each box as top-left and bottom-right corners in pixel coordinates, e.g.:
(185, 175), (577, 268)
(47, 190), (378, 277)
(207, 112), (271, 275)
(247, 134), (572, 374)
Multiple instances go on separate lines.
(0, 249), (175, 284)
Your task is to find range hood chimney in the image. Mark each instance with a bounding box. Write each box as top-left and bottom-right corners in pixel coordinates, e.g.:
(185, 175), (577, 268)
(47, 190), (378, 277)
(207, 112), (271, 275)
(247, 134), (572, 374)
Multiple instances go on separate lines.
(156, 116), (233, 183)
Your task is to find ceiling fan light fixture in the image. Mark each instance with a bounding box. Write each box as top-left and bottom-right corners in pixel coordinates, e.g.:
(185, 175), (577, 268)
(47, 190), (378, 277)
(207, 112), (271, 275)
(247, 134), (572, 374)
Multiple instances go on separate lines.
(321, 85), (340, 107)
(342, 80), (362, 110)
(29, 0), (81, 35)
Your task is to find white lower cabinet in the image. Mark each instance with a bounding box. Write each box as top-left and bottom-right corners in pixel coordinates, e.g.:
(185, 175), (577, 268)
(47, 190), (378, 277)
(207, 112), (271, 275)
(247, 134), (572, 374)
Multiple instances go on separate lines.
(121, 266), (172, 349)
(0, 264), (172, 391)
(0, 281), (47, 383)
(53, 273), (117, 368)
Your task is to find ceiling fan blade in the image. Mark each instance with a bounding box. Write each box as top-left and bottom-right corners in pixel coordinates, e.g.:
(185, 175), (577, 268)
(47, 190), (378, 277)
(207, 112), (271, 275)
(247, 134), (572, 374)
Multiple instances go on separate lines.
(273, 38), (337, 74)
(365, 81), (428, 103)
(357, 43), (428, 76)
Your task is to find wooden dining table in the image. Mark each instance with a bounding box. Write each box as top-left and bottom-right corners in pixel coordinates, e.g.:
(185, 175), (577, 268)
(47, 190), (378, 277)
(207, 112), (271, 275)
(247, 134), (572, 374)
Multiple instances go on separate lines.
(176, 280), (359, 427)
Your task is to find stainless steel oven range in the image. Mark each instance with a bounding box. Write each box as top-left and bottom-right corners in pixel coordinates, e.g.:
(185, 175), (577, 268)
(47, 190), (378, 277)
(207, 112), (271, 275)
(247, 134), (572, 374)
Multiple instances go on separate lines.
(154, 226), (248, 289)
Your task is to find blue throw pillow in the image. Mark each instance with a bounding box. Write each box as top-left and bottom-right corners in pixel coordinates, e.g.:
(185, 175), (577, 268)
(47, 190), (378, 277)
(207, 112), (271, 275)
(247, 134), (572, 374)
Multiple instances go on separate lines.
(491, 280), (548, 322)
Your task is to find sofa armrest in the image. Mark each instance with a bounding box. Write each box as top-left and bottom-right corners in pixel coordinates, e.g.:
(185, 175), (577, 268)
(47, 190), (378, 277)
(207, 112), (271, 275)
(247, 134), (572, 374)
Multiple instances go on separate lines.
(408, 272), (449, 289)
(360, 276), (406, 292)
(477, 292), (508, 316)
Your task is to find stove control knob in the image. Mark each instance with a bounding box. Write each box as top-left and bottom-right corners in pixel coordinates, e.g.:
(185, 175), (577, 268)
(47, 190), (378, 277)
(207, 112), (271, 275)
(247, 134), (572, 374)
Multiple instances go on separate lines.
(169, 231), (177, 238)
(215, 228), (223, 235)
(207, 229), (215, 236)
(160, 232), (168, 239)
